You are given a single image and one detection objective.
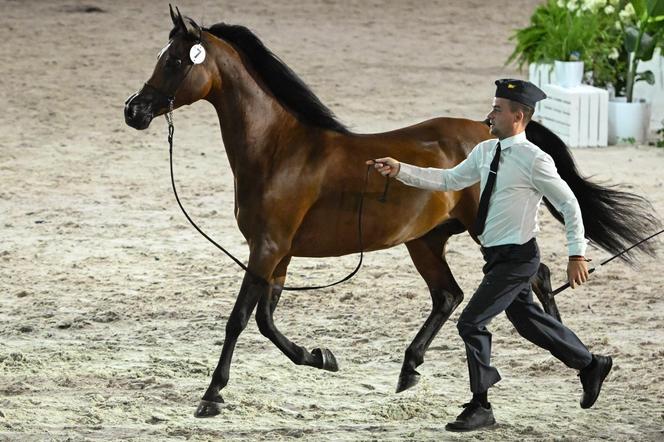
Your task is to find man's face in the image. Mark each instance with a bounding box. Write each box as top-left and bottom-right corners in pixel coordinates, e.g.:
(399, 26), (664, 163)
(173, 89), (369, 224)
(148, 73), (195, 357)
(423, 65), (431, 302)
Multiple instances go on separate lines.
(486, 97), (517, 139)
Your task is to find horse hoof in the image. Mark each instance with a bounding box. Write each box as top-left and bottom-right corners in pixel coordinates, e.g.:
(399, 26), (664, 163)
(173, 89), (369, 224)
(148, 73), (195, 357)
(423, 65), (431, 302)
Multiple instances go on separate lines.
(312, 348), (339, 372)
(194, 399), (223, 418)
(395, 369), (420, 393)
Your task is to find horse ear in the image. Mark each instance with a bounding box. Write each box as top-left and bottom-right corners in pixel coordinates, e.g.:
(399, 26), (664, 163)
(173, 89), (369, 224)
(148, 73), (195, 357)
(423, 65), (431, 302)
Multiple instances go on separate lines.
(175, 6), (187, 33)
(169, 4), (178, 27)
(172, 6), (201, 39)
(183, 17), (201, 38)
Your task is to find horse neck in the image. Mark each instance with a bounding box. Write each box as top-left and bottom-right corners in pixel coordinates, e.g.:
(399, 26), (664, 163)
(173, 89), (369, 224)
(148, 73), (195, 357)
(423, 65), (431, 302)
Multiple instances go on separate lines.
(204, 41), (304, 177)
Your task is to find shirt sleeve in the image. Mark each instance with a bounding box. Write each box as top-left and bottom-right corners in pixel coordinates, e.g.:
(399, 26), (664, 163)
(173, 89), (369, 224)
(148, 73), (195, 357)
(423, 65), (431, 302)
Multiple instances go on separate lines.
(530, 153), (587, 256)
(395, 144), (482, 192)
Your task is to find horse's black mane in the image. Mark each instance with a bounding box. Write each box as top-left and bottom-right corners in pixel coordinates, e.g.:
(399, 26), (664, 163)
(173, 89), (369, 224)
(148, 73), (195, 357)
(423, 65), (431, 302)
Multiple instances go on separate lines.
(172, 22), (349, 133)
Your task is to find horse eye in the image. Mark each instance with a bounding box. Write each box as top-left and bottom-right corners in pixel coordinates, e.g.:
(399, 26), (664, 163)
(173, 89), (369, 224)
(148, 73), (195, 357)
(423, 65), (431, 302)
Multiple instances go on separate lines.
(166, 57), (182, 68)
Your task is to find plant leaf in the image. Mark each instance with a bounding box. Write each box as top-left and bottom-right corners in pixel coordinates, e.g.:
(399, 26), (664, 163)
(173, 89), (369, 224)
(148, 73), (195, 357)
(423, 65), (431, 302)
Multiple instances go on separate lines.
(625, 26), (640, 52)
(636, 70), (656, 85)
(647, 0), (664, 17)
(638, 32), (656, 60)
(625, 27), (656, 60)
(633, 0), (648, 18)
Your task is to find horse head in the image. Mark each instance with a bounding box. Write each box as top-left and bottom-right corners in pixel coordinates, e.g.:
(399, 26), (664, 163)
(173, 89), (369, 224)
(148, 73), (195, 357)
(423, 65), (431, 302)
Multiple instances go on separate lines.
(125, 5), (214, 130)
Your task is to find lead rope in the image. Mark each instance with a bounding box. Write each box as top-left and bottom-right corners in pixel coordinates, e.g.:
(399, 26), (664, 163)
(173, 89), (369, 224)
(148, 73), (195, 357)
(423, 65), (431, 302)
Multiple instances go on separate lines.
(166, 105), (378, 291)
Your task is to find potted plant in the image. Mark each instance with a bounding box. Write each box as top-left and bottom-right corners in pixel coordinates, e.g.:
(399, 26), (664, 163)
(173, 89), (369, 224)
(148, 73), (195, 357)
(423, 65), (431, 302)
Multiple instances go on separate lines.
(608, 0), (664, 144)
(507, 0), (623, 88)
(538, 3), (590, 87)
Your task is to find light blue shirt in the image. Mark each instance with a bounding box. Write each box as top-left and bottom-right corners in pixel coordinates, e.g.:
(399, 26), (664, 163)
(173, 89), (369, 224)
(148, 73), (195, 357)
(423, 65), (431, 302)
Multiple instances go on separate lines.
(396, 131), (587, 256)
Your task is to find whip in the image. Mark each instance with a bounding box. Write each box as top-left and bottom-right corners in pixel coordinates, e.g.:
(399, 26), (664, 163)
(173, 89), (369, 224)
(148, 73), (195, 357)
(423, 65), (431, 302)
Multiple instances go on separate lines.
(552, 228), (664, 296)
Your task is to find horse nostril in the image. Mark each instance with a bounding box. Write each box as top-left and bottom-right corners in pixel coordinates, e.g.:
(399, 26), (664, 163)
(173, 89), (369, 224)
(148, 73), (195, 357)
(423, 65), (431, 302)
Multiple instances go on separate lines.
(124, 104), (135, 120)
(124, 104), (139, 126)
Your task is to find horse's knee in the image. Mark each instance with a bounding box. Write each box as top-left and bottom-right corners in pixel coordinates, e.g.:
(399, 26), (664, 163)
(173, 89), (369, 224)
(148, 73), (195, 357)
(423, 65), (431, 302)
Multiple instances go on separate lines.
(446, 289), (464, 310)
(225, 311), (251, 337)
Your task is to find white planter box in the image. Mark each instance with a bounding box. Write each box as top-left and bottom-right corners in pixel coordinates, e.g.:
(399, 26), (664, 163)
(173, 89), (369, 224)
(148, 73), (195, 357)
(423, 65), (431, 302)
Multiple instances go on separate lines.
(529, 63), (555, 115)
(537, 84), (609, 147)
(529, 49), (663, 135)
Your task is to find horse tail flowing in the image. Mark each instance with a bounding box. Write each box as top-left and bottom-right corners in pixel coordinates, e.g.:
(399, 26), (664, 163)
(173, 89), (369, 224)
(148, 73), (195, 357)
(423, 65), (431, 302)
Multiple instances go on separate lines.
(525, 120), (661, 263)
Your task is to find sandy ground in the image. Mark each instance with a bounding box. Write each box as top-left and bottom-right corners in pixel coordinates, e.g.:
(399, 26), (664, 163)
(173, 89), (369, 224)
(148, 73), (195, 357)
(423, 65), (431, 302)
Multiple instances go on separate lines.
(1, 0), (664, 440)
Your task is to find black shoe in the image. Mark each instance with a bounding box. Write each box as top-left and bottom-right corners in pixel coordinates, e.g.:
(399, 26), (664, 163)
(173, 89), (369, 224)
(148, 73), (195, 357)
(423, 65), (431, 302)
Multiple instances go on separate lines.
(579, 354), (613, 409)
(445, 402), (496, 432)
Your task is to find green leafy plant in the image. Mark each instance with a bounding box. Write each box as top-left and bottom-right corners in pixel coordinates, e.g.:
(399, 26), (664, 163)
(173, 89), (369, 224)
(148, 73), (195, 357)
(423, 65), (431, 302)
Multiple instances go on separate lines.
(506, 0), (663, 98)
(622, 0), (664, 101)
(507, 1), (624, 69)
(507, 2), (564, 69)
(538, 6), (604, 62)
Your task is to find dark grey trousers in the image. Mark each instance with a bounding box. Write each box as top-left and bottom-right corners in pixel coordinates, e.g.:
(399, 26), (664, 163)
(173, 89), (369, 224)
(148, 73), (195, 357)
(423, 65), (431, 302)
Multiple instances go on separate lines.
(457, 238), (593, 393)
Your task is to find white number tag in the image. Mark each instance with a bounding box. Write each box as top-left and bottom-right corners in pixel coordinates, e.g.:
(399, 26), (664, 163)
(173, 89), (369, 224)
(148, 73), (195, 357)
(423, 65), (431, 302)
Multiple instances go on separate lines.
(190, 44), (206, 64)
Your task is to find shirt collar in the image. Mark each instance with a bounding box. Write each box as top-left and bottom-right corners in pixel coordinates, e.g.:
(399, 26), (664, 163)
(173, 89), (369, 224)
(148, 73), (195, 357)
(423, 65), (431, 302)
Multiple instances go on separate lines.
(498, 131), (527, 150)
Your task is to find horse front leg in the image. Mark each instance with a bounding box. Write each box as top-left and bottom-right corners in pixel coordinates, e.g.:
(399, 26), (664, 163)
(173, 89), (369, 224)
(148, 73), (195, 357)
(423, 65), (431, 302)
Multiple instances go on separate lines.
(195, 243), (283, 418)
(397, 226), (464, 393)
(194, 272), (268, 417)
(254, 256), (339, 372)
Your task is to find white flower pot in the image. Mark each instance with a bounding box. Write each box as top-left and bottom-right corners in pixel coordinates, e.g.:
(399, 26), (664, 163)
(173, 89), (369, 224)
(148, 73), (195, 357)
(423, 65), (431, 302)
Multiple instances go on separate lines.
(633, 49), (664, 127)
(554, 60), (584, 88)
(608, 98), (652, 145)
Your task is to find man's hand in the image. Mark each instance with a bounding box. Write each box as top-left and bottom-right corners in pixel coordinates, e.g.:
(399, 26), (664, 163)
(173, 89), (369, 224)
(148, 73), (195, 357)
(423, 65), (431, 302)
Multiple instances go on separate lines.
(366, 157), (400, 178)
(567, 258), (589, 289)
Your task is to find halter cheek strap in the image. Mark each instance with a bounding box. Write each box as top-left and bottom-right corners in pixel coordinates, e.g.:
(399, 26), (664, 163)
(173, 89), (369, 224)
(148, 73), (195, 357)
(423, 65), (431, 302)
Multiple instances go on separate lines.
(143, 61), (194, 109)
(143, 38), (203, 112)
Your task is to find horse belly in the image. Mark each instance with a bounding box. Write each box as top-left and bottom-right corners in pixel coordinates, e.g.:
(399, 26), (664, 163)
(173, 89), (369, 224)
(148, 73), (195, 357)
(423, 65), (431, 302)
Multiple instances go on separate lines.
(289, 188), (454, 257)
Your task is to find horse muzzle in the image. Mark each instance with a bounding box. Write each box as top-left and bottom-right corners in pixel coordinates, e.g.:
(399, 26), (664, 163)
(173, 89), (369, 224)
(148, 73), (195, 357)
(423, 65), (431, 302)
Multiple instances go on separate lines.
(124, 91), (155, 130)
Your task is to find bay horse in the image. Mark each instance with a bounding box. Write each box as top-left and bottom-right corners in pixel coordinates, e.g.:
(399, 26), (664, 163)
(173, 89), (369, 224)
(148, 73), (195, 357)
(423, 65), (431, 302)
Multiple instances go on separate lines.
(124, 8), (659, 417)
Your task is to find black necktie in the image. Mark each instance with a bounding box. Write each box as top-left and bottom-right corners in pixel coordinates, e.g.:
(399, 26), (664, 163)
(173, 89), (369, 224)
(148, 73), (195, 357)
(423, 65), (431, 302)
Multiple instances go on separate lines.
(473, 142), (501, 236)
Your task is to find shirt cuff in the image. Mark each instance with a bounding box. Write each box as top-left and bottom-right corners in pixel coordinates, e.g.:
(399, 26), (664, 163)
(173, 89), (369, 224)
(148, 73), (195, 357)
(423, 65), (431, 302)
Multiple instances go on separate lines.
(567, 240), (587, 258)
(395, 162), (413, 180)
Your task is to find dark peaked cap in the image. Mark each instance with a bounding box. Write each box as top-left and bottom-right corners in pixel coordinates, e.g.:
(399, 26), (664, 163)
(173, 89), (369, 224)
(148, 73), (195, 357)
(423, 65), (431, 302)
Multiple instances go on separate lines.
(494, 79), (547, 108)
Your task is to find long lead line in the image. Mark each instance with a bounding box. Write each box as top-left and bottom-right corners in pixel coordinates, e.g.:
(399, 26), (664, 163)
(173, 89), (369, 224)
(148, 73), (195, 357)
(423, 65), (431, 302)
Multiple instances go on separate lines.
(166, 110), (373, 291)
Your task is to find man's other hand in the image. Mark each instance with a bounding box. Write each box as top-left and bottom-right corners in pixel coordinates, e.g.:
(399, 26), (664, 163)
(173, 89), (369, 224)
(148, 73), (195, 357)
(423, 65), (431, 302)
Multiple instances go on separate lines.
(567, 259), (589, 289)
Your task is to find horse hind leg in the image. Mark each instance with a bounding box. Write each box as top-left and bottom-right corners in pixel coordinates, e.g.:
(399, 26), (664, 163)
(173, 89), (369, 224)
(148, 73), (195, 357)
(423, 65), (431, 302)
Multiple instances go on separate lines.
(255, 256), (339, 372)
(397, 220), (465, 393)
(531, 262), (563, 323)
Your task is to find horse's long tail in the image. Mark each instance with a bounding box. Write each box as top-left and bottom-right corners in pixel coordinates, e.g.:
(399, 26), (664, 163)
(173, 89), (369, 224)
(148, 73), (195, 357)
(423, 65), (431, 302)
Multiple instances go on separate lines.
(525, 120), (661, 263)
